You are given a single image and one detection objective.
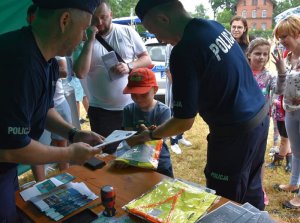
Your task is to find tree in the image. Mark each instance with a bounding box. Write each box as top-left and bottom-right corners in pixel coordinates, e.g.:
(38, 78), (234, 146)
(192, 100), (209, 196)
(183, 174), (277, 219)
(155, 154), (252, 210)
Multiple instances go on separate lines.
(209, 0), (236, 18)
(109, 0), (139, 18)
(216, 9), (234, 30)
(193, 4), (209, 19)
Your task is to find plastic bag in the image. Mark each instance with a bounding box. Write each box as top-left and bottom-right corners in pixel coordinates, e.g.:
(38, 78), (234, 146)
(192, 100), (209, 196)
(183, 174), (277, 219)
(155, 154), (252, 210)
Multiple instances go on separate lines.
(114, 139), (163, 169)
(123, 179), (218, 223)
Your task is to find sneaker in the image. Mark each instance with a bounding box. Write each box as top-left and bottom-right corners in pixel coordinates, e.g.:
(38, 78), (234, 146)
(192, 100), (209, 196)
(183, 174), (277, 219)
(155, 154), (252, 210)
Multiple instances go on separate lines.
(79, 118), (87, 124)
(170, 144), (182, 154)
(178, 138), (192, 147)
(269, 146), (279, 156)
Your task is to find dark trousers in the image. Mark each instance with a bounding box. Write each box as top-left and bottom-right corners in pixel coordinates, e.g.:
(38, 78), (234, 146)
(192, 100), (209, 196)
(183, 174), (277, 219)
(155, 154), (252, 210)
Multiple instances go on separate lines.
(88, 106), (123, 154)
(0, 167), (23, 223)
(170, 134), (183, 145)
(157, 142), (174, 178)
(204, 116), (269, 210)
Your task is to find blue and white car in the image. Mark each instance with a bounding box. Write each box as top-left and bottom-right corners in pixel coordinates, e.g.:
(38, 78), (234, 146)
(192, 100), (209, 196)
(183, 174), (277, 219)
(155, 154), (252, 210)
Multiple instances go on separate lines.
(145, 39), (167, 101)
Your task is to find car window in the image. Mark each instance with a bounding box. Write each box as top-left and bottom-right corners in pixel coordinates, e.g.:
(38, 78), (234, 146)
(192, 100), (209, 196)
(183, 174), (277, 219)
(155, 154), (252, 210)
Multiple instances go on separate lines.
(146, 45), (166, 62)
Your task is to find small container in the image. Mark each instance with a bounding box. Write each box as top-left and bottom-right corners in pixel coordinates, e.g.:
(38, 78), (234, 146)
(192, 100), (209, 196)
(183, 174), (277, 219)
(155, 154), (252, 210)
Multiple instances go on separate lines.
(101, 185), (116, 217)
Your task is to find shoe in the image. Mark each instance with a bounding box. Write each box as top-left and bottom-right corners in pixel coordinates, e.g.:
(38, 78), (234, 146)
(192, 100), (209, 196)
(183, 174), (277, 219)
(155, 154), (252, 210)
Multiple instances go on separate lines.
(178, 138), (192, 147)
(79, 118), (87, 124)
(269, 146), (279, 156)
(266, 153), (284, 169)
(273, 184), (299, 193)
(282, 200), (300, 209)
(170, 144), (182, 154)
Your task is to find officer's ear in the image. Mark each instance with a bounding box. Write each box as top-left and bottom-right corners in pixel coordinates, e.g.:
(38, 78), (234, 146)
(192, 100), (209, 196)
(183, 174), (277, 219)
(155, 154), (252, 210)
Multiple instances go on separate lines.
(59, 11), (71, 33)
(156, 13), (170, 25)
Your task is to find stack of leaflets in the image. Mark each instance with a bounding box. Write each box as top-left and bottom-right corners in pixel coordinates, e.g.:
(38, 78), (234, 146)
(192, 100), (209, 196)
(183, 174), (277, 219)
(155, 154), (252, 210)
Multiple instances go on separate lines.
(123, 179), (218, 223)
(20, 173), (98, 221)
(197, 201), (276, 223)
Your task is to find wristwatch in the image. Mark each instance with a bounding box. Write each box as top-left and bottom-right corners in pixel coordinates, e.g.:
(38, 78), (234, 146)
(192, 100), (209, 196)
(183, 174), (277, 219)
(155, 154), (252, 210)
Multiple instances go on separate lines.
(149, 130), (162, 140)
(127, 62), (134, 73)
(68, 127), (78, 143)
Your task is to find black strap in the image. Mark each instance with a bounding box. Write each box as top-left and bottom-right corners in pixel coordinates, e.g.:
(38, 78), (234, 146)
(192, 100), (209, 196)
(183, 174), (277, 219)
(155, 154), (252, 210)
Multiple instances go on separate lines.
(95, 34), (125, 63)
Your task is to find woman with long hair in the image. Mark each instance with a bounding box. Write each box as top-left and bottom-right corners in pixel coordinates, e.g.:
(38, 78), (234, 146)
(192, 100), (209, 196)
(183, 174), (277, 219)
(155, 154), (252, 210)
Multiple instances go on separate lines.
(230, 15), (250, 53)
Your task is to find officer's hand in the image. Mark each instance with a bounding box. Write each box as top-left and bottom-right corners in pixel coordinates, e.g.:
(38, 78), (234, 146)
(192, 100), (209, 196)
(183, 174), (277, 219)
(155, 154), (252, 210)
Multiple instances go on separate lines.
(73, 130), (104, 147)
(69, 142), (102, 165)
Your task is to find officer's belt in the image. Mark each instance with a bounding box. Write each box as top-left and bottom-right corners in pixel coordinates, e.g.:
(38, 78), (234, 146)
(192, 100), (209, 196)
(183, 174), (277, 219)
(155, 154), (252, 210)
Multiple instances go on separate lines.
(209, 102), (269, 136)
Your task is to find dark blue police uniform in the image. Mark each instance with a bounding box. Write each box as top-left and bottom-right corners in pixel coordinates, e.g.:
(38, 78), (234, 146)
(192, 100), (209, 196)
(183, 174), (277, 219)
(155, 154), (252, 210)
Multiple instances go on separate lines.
(0, 26), (58, 222)
(170, 19), (269, 210)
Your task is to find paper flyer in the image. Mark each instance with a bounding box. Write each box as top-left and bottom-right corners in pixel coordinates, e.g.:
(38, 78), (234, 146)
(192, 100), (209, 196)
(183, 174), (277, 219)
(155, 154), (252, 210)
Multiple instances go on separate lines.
(94, 130), (136, 148)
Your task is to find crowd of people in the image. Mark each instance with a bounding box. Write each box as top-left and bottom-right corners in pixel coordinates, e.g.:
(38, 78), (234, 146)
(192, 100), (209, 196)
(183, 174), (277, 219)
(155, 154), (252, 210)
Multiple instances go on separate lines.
(0, 0), (300, 222)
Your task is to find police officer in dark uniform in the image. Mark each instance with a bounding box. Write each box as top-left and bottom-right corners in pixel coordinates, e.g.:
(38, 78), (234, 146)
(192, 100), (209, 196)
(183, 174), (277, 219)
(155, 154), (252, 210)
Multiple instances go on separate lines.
(0, 1), (103, 222)
(130, 0), (269, 210)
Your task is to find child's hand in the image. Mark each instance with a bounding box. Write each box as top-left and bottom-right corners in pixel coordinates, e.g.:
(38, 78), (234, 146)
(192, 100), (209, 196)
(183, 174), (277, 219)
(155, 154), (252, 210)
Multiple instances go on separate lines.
(139, 124), (149, 131)
(148, 125), (157, 130)
(271, 47), (286, 75)
(138, 124), (156, 132)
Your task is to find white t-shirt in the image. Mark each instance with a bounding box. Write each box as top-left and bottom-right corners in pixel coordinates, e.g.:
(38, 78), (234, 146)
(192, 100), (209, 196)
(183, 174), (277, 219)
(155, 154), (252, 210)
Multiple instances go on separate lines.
(86, 24), (147, 110)
(54, 57), (66, 106)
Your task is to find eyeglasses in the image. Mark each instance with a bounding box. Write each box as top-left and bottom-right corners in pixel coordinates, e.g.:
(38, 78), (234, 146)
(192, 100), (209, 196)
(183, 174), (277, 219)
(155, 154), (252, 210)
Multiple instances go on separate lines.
(231, 26), (244, 30)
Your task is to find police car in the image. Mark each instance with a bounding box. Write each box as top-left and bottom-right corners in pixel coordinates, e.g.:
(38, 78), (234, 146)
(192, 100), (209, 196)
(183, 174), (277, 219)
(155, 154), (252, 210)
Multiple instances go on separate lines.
(145, 38), (167, 102)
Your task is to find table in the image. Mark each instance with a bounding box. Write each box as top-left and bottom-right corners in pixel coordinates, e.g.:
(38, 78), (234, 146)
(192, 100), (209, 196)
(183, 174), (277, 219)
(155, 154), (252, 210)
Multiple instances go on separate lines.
(16, 155), (229, 222)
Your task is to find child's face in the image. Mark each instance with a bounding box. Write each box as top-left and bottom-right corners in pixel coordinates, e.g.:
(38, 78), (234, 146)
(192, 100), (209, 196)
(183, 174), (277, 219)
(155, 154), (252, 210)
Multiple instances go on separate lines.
(131, 88), (156, 109)
(248, 45), (270, 71)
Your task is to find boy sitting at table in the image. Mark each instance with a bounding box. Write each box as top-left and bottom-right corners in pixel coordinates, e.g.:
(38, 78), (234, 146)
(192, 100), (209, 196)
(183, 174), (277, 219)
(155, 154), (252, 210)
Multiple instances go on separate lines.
(121, 68), (174, 178)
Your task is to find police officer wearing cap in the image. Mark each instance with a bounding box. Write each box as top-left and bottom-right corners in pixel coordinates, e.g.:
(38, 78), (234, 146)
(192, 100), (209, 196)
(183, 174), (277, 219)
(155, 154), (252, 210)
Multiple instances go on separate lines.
(0, 0), (103, 221)
(130, 0), (270, 210)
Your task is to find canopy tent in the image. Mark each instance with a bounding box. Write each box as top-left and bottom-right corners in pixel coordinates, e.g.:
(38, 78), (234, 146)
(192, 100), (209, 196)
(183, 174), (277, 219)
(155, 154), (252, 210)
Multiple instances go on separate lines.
(112, 16), (141, 25)
(0, 0), (32, 34)
(274, 6), (300, 24)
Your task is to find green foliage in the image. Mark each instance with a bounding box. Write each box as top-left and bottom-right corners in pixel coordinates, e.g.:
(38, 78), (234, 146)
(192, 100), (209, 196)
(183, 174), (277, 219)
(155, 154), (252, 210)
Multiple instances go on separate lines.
(248, 29), (273, 39)
(109, 0), (139, 18)
(216, 9), (233, 30)
(216, 9), (233, 23)
(209, 0), (236, 17)
(192, 4), (209, 19)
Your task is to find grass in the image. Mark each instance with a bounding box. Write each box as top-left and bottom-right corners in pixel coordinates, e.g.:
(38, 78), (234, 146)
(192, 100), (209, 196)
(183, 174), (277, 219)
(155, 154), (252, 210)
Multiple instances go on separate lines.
(19, 115), (300, 222)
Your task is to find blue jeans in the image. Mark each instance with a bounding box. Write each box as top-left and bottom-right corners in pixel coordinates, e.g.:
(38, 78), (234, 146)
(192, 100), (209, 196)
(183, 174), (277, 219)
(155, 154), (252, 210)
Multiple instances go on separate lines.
(157, 142), (174, 178)
(205, 116), (269, 210)
(285, 110), (300, 189)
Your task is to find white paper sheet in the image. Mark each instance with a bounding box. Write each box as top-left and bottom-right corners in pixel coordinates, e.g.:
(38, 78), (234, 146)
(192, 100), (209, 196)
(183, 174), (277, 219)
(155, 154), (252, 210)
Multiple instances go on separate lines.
(94, 130), (136, 148)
